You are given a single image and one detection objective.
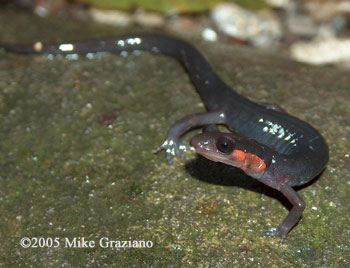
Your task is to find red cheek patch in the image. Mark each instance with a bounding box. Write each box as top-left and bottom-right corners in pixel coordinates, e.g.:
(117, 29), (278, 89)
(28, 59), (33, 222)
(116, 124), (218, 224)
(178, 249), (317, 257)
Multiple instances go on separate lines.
(233, 150), (266, 176)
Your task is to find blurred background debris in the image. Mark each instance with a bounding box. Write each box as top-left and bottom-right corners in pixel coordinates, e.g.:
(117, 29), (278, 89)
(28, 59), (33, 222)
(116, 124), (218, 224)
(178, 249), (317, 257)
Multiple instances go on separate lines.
(1, 0), (350, 68)
(211, 2), (281, 48)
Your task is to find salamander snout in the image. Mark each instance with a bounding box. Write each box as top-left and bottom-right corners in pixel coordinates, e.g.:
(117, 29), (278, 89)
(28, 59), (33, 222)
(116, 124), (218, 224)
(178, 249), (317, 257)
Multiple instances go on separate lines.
(190, 133), (217, 159)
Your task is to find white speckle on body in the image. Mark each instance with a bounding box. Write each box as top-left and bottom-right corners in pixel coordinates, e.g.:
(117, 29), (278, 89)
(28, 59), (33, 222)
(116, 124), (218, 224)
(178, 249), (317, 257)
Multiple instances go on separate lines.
(59, 43), (74, 52)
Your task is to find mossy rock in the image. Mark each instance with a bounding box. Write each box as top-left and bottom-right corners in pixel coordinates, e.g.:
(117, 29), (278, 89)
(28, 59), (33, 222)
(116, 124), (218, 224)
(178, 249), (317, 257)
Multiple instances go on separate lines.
(76, 0), (267, 13)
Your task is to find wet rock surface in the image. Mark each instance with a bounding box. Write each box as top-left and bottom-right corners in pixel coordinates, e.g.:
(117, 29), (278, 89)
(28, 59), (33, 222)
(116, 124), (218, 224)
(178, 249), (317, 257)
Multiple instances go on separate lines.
(0, 11), (349, 267)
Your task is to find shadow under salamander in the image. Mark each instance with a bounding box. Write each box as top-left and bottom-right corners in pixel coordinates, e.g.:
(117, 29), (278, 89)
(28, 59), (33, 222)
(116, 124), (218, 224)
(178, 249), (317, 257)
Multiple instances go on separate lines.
(185, 155), (322, 210)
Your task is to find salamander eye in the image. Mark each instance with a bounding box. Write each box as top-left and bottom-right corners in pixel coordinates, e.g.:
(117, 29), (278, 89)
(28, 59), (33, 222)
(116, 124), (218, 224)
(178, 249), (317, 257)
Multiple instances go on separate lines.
(216, 137), (234, 154)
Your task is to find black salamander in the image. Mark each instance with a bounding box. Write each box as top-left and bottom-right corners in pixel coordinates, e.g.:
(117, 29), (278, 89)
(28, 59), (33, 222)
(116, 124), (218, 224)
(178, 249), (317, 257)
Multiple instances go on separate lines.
(0, 34), (329, 243)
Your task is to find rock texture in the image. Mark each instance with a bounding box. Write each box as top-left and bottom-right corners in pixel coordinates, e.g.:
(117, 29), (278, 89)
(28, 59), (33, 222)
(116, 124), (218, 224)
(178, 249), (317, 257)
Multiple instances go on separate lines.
(0, 10), (349, 267)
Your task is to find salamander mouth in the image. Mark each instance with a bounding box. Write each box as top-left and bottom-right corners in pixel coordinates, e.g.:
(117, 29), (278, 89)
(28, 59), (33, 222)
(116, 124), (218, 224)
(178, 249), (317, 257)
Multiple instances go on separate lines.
(191, 137), (235, 165)
(199, 150), (238, 167)
(197, 150), (219, 162)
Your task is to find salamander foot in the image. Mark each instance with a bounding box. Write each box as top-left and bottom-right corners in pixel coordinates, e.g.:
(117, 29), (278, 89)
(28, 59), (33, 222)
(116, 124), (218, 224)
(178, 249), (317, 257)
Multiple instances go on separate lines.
(154, 139), (194, 165)
(264, 227), (287, 244)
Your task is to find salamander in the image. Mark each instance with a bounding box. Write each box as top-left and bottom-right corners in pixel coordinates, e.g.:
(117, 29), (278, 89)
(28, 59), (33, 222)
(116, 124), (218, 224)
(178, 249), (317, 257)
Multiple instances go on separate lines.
(0, 34), (329, 243)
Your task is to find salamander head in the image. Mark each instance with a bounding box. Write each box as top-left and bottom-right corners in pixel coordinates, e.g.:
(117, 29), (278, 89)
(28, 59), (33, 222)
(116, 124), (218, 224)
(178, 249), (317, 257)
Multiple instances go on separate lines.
(190, 131), (268, 178)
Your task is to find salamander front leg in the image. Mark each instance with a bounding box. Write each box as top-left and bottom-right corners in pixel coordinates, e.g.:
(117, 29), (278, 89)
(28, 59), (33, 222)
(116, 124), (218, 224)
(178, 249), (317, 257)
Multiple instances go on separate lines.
(155, 111), (226, 164)
(265, 183), (306, 243)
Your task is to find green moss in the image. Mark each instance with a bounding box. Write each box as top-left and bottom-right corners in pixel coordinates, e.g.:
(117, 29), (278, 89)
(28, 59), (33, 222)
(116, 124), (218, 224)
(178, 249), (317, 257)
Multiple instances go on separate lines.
(122, 182), (144, 196)
(76, 0), (267, 13)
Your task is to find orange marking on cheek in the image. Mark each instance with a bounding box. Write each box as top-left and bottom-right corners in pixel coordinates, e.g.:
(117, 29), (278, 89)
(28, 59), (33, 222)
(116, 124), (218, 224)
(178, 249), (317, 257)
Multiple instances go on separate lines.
(233, 149), (246, 162)
(244, 153), (266, 175)
(233, 150), (266, 176)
